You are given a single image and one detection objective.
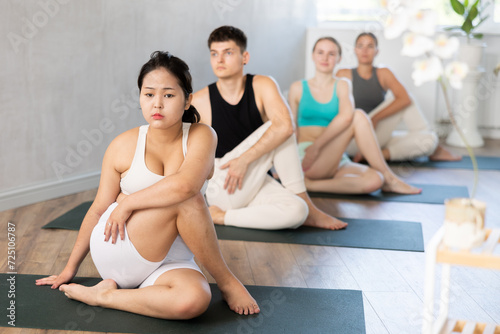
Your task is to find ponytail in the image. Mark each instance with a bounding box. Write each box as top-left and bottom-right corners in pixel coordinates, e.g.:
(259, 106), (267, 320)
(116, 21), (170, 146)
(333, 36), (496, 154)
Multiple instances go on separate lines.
(182, 105), (201, 123)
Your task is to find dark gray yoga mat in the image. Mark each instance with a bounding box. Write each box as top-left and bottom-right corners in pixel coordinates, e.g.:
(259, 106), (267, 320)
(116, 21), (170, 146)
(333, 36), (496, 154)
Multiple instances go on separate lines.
(0, 274), (366, 334)
(215, 218), (424, 252)
(309, 183), (469, 204)
(42, 202), (424, 252)
(388, 155), (500, 170)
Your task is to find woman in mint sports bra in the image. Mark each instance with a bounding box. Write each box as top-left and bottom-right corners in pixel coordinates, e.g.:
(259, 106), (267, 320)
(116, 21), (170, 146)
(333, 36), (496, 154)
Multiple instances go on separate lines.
(288, 37), (421, 195)
(36, 51), (259, 319)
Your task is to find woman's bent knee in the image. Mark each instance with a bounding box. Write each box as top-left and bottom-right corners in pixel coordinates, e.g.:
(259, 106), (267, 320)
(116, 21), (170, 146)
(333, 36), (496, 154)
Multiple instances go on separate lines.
(173, 285), (211, 319)
(362, 170), (384, 193)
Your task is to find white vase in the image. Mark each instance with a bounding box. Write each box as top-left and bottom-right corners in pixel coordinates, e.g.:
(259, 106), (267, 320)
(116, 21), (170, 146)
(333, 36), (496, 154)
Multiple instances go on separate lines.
(458, 42), (486, 71)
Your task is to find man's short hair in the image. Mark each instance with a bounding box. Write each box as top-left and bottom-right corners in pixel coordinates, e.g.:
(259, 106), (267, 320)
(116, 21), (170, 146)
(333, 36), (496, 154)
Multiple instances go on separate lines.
(208, 25), (247, 52)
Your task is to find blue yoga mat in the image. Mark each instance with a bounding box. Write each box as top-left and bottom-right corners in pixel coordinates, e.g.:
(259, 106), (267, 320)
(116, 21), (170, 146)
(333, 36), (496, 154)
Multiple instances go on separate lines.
(309, 183), (469, 204)
(389, 155), (500, 170)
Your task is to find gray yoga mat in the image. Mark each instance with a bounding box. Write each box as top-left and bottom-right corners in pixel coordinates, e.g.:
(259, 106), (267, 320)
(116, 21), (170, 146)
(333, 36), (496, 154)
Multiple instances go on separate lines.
(388, 155), (500, 170)
(0, 274), (366, 334)
(308, 183), (469, 204)
(42, 202), (424, 252)
(215, 218), (424, 252)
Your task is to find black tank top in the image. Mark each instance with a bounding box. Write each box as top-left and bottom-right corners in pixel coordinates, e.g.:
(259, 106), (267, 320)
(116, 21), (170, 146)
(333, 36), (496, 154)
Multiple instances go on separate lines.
(209, 74), (264, 158)
(351, 67), (386, 114)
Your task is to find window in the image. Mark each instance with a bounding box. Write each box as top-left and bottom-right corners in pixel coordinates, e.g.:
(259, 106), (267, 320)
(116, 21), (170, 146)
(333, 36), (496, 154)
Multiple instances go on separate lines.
(316, 0), (493, 28)
(495, 0), (500, 22)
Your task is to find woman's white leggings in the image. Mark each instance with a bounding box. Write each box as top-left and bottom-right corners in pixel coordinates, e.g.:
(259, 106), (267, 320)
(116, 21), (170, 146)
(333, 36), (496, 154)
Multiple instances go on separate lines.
(346, 94), (438, 161)
(206, 122), (309, 230)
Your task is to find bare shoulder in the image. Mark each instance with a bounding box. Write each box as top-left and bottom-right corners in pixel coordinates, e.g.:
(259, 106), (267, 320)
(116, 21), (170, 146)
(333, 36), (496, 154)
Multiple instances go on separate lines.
(288, 80), (303, 100)
(105, 127), (139, 171)
(252, 74), (283, 100)
(253, 74), (279, 89)
(376, 66), (403, 90)
(376, 66), (396, 80)
(191, 86), (212, 125)
(336, 68), (352, 79)
(108, 127), (139, 151)
(188, 122), (216, 142)
(289, 80), (302, 92)
(192, 86), (210, 104)
(336, 77), (352, 93)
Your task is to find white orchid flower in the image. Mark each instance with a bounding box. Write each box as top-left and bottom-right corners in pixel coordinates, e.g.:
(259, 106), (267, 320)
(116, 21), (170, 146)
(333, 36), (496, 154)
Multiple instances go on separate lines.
(412, 56), (443, 86)
(384, 11), (409, 39)
(408, 9), (437, 36)
(401, 32), (434, 57)
(445, 61), (469, 89)
(434, 35), (459, 59)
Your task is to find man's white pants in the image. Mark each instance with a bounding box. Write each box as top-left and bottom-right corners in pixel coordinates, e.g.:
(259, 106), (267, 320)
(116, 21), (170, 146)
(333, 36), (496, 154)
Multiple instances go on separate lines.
(206, 122), (309, 230)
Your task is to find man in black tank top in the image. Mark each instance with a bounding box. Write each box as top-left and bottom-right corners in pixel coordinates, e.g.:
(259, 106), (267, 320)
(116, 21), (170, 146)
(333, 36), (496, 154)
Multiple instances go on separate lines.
(192, 25), (347, 231)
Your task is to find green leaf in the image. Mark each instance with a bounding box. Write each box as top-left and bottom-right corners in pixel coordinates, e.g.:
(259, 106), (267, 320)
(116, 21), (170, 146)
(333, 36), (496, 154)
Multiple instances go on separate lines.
(450, 0), (465, 15)
(472, 33), (484, 39)
(464, 0), (469, 7)
(462, 19), (473, 34)
(466, 5), (479, 22)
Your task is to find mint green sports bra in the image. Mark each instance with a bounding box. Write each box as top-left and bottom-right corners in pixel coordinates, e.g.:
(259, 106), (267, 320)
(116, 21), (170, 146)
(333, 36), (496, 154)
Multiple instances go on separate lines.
(297, 80), (339, 127)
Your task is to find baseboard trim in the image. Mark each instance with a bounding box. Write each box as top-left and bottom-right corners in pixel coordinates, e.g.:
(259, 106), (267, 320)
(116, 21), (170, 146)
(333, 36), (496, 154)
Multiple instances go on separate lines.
(0, 171), (101, 212)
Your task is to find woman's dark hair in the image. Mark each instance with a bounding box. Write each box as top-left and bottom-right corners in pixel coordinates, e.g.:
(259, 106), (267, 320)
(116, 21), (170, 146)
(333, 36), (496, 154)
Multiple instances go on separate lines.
(355, 32), (378, 47)
(137, 51), (200, 123)
(208, 25), (247, 52)
(312, 37), (342, 57)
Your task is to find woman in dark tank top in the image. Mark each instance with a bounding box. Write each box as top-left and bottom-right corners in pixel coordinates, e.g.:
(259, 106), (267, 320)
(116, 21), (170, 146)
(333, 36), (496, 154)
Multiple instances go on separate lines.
(336, 32), (461, 162)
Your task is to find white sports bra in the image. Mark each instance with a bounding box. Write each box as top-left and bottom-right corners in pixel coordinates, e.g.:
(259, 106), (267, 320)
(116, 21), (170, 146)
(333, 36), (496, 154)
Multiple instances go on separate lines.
(120, 123), (208, 195)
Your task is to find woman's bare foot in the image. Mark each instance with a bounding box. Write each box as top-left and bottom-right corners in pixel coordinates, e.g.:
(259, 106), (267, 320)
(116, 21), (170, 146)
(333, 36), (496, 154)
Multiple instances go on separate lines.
(59, 279), (117, 307)
(381, 174), (421, 194)
(297, 193), (348, 230)
(209, 205), (225, 225)
(429, 145), (462, 161)
(218, 277), (260, 315)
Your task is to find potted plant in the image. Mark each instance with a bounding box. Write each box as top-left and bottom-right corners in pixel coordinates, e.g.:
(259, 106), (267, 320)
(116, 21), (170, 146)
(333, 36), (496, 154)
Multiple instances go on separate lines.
(446, 0), (489, 69)
(443, 0), (489, 147)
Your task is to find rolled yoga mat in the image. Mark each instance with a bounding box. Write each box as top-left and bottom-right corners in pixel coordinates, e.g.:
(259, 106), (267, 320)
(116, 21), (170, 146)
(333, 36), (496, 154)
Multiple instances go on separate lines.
(0, 274), (366, 334)
(388, 155), (500, 170)
(308, 183), (469, 205)
(42, 201), (424, 252)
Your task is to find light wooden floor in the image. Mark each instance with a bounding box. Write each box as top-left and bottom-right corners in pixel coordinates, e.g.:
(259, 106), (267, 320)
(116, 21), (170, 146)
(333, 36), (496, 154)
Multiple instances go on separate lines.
(1, 139), (500, 334)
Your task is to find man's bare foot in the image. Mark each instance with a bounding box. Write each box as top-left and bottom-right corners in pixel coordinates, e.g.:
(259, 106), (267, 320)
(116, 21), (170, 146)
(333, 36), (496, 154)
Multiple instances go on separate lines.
(297, 193), (347, 230)
(209, 205), (225, 225)
(59, 279), (117, 307)
(303, 206), (347, 230)
(381, 174), (421, 194)
(429, 145), (462, 161)
(218, 277), (260, 315)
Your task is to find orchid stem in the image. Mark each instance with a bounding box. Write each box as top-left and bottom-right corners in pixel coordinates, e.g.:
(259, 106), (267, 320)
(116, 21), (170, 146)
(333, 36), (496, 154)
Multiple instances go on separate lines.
(438, 77), (478, 199)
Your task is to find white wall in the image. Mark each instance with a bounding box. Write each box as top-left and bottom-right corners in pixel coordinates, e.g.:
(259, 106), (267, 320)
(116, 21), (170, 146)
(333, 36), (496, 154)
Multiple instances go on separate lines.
(0, 0), (316, 211)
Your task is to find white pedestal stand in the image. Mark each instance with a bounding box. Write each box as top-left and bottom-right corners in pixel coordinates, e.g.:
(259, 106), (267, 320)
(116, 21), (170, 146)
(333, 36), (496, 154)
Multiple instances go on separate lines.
(446, 69), (485, 148)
